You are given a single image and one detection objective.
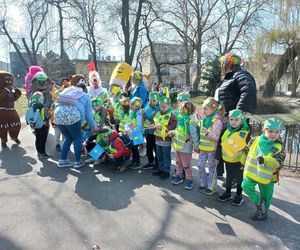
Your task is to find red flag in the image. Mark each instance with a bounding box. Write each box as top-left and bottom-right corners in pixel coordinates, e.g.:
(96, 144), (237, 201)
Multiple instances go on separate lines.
(87, 60), (96, 71)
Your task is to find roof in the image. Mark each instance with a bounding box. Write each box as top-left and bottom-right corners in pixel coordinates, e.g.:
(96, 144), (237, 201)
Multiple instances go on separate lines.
(251, 111), (300, 125)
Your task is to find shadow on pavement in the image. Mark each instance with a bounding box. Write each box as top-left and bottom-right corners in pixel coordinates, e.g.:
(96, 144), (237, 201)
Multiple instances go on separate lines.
(0, 144), (36, 175)
(0, 235), (23, 250)
(147, 152), (300, 250)
(69, 162), (150, 211)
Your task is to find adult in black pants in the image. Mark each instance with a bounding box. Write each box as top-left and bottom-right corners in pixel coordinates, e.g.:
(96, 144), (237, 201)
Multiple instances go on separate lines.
(214, 52), (257, 179)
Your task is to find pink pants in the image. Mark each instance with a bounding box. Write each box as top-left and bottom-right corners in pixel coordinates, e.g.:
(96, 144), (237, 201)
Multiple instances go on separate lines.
(176, 151), (193, 180)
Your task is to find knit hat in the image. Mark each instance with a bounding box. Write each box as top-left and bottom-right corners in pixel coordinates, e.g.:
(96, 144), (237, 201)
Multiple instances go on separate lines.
(149, 91), (159, 100)
(120, 97), (130, 105)
(263, 118), (283, 130)
(98, 91), (108, 98)
(202, 97), (218, 109)
(219, 53), (243, 66)
(130, 97), (142, 107)
(34, 72), (48, 81)
(228, 109), (244, 119)
(159, 96), (171, 104)
(99, 126), (113, 137)
(30, 91), (44, 104)
(92, 98), (101, 107)
(177, 92), (190, 102)
(131, 71), (143, 81)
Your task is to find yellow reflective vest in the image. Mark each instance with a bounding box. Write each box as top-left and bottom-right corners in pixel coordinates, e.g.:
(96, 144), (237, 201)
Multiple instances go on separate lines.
(173, 117), (193, 150)
(119, 113), (129, 132)
(153, 111), (171, 139)
(221, 129), (249, 163)
(244, 136), (282, 184)
(199, 117), (218, 152)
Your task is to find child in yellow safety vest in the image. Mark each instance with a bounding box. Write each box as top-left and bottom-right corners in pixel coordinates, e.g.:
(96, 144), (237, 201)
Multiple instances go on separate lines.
(150, 96), (177, 180)
(142, 91), (160, 170)
(125, 97), (143, 169)
(216, 109), (250, 205)
(196, 97), (225, 195)
(169, 100), (199, 190)
(110, 83), (123, 131)
(119, 97), (130, 133)
(241, 118), (286, 220)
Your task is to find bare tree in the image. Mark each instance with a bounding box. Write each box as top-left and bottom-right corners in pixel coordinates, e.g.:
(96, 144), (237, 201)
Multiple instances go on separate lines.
(47, 0), (67, 58)
(259, 0), (300, 97)
(214, 0), (266, 55)
(68, 0), (104, 71)
(0, 0), (50, 67)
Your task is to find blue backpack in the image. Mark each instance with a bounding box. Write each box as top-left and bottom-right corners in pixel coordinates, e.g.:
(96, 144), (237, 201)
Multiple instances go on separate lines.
(25, 108), (44, 129)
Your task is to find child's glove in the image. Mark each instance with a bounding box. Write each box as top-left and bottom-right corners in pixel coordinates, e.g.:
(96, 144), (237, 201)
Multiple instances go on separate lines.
(257, 156), (264, 164)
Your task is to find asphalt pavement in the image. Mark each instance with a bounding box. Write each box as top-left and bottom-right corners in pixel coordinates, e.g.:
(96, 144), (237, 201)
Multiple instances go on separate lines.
(0, 126), (299, 250)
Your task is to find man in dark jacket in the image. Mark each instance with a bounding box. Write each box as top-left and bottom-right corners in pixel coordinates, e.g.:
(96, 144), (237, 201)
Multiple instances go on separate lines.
(214, 53), (257, 115)
(214, 53), (257, 178)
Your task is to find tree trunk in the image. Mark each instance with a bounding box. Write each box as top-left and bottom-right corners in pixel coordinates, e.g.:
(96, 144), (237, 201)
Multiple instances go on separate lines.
(263, 42), (300, 97)
(185, 62), (191, 86)
(57, 2), (64, 59)
(121, 0), (130, 64)
(92, 42), (98, 72)
(193, 50), (202, 92)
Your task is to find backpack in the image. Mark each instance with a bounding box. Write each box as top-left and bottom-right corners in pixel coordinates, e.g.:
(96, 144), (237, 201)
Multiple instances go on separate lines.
(56, 86), (84, 105)
(113, 132), (133, 148)
(25, 107), (44, 129)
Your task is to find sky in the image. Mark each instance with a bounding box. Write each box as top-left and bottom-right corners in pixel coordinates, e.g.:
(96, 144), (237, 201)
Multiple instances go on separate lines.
(0, 4), (125, 63)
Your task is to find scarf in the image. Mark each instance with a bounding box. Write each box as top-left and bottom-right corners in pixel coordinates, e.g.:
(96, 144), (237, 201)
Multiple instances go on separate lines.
(226, 124), (242, 137)
(177, 113), (190, 135)
(203, 113), (216, 129)
(129, 109), (139, 121)
(258, 134), (274, 156)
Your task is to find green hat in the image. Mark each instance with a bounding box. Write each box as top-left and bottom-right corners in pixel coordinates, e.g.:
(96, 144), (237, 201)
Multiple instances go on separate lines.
(30, 91), (44, 104)
(92, 98), (101, 107)
(159, 96), (171, 104)
(149, 91), (159, 100)
(130, 97), (142, 107)
(228, 109), (244, 119)
(99, 91), (108, 98)
(263, 118), (283, 130)
(177, 92), (190, 102)
(34, 72), (48, 81)
(100, 126), (113, 137)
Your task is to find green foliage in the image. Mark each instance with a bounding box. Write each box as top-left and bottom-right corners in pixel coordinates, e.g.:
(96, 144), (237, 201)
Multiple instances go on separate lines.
(201, 56), (221, 96)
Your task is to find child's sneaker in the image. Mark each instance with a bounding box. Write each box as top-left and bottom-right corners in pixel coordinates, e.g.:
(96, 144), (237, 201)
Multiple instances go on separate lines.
(116, 164), (127, 173)
(251, 205), (266, 220)
(218, 192), (232, 202)
(184, 179), (193, 190)
(142, 163), (155, 170)
(197, 186), (206, 193)
(203, 188), (217, 196)
(130, 162), (142, 170)
(58, 159), (74, 168)
(85, 158), (95, 164)
(39, 153), (52, 159)
(74, 161), (85, 169)
(232, 195), (244, 206)
(171, 175), (183, 185)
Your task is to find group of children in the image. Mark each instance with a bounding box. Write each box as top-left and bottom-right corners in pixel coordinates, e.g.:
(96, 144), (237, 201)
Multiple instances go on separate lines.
(81, 81), (286, 220)
(25, 69), (286, 221)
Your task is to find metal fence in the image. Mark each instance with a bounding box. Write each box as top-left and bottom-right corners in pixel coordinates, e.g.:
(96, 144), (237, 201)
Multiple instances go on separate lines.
(250, 112), (300, 170)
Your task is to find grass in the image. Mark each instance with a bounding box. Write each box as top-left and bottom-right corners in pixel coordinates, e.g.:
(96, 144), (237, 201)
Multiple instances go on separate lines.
(15, 92), (28, 117)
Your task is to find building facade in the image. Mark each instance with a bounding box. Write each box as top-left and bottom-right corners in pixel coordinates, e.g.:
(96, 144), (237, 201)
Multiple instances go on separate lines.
(73, 59), (118, 89)
(140, 43), (194, 88)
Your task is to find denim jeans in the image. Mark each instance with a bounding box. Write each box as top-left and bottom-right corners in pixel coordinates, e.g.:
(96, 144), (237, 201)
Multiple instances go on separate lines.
(58, 121), (82, 162)
(156, 144), (171, 173)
